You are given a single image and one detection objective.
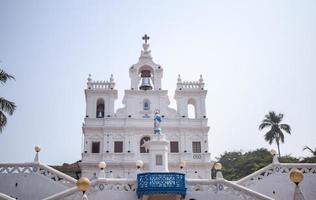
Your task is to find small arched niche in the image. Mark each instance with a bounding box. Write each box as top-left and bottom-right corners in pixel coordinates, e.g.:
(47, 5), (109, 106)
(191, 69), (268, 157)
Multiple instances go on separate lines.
(143, 99), (150, 111)
(96, 98), (105, 118)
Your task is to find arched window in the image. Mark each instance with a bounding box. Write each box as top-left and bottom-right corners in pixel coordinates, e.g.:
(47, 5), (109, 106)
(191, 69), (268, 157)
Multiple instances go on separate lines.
(140, 136), (150, 153)
(187, 99), (197, 119)
(143, 99), (150, 111)
(96, 98), (105, 118)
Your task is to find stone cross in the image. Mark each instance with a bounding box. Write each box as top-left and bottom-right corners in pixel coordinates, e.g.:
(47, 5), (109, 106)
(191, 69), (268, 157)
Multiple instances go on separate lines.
(142, 34), (150, 44)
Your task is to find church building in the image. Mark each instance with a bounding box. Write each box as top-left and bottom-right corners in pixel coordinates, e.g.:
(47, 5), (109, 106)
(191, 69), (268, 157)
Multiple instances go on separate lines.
(81, 34), (210, 180)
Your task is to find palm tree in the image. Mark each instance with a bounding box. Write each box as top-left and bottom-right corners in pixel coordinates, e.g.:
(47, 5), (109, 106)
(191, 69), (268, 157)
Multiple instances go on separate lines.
(259, 111), (291, 158)
(303, 146), (316, 157)
(0, 69), (16, 132)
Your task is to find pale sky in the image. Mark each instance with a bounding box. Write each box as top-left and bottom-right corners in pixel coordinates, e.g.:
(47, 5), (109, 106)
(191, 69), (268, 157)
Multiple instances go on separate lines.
(0, 0), (315, 165)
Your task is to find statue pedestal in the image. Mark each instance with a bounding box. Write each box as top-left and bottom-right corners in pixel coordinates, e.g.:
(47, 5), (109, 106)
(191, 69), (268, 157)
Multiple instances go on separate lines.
(149, 134), (169, 172)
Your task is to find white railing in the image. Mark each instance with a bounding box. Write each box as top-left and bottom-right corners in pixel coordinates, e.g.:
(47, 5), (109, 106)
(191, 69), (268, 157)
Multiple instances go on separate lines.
(237, 163), (316, 187)
(187, 179), (273, 200)
(0, 162), (77, 188)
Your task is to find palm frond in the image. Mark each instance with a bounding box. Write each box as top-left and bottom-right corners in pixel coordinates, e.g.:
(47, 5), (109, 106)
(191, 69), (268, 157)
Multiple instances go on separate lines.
(303, 146), (316, 155)
(264, 129), (275, 144)
(0, 111), (7, 132)
(258, 122), (271, 130)
(0, 97), (16, 115)
(278, 113), (284, 121)
(0, 69), (15, 84)
(303, 146), (313, 152)
(262, 119), (272, 124)
(280, 123), (291, 134)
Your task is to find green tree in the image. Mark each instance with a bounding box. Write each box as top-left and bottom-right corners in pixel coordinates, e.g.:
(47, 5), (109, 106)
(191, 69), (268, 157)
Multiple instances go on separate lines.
(0, 69), (16, 132)
(259, 111), (291, 158)
(216, 149), (301, 181)
(216, 148), (273, 181)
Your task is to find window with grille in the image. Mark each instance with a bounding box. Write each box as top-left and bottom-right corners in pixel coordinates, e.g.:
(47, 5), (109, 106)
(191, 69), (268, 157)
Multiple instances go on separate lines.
(92, 142), (100, 153)
(192, 141), (201, 153)
(114, 141), (123, 153)
(170, 141), (179, 153)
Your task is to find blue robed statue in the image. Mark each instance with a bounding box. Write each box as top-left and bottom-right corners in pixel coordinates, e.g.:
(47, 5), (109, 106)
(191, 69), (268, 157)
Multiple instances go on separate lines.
(154, 110), (162, 134)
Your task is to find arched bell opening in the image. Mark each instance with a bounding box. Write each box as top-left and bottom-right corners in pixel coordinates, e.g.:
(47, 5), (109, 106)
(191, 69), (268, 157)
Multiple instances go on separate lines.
(139, 66), (154, 91)
(187, 98), (197, 119)
(96, 98), (105, 118)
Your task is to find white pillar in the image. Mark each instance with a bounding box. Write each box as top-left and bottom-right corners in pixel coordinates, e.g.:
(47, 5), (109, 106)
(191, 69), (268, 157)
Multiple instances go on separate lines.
(148, 134), (169, 172)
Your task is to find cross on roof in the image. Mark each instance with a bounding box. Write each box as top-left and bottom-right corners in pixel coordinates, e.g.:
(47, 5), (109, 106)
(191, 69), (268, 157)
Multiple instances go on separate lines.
(142, 34), (150, 44)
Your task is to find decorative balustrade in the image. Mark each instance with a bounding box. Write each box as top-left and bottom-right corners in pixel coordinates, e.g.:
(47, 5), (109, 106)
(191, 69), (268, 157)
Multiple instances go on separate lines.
(177, 81), (204, 90)
(136, 172), (187, 198)
(176, 75), (205, 90)
(0, 163), (77, 188)
(87, 74), (115, 90)
(84, 117), (208, 128)
(237, 163), (316, 187)
(43, 178), (137, 200)
(92, 178), (136, 192)
(186, 179), (272, 200)
(87, 80), (115, 90)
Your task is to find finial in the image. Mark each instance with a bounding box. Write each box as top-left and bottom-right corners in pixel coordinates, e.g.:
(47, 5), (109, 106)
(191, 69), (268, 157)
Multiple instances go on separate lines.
(179, 160), (186, 170)
(214, 162), (223, 180)
(98, 161), (106, 178)
(76, 177), (91, 198)
(87, 74), (92, 82)
(271, 149), (279, 164)
(110, 74), (114, 83)
(34, 146), (41, 162)
(136, 160), (144, 170)
(177, 74), (182, 83)
(140, 34), (152, 59)
(199, 74), (203, 83)
(290, 169), (304, 185)
(142, 34), (150, 44)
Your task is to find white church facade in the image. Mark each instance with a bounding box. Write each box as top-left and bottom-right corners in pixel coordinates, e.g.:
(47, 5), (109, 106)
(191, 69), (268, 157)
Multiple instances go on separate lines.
(81, 35), (210, 180)
(0, 36), (315, 200)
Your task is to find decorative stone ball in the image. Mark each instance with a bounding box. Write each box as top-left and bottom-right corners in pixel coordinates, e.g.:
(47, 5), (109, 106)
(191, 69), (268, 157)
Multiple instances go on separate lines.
(179, 160), (186, 169)
(98, 161), (106, 170)
(214, 163), (222, 170)
(35, 146), (41, 153)
(136, 160), (144, 169)
(270, 149), (277, 156)
(76, 177), (91, 192)
(290, 169), (304, 184)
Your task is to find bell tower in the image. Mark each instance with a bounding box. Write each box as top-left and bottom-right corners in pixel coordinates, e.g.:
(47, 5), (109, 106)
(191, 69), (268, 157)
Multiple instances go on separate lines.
(129, 34), (163, 91)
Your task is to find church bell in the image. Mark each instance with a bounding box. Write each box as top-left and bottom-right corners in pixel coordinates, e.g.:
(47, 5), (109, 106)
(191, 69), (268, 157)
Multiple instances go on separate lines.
(139, 70), (153, 90)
